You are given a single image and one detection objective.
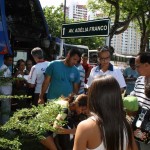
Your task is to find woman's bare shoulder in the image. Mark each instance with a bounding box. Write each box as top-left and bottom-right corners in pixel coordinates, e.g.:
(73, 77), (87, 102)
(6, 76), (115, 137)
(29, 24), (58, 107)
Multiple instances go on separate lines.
(77, 117), (97, 132)
(75, 117), (101, 148)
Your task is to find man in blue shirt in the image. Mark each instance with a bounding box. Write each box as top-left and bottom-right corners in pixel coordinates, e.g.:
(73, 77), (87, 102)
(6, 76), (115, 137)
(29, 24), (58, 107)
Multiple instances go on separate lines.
(38, 49), (81, 103)
(123, 58), (139, 95)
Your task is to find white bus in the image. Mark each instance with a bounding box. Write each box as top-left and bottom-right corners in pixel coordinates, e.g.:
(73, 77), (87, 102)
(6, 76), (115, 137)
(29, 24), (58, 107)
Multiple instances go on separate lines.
(55, 42), (89, 59)
(88, 50), (135, 68)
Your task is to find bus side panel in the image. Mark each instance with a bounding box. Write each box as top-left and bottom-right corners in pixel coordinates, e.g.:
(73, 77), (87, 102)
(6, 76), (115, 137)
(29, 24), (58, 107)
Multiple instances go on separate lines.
(0, 0), (12, 67)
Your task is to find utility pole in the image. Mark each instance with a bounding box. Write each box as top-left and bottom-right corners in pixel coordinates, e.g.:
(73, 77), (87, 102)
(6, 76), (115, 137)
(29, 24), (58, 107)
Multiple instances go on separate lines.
(64, 0), (66, 24)
(60, 0), (66, 56)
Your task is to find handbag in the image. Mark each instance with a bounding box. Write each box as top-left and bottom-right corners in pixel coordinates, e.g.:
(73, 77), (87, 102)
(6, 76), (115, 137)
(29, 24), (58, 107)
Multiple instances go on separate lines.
(132, 106), (150, 144)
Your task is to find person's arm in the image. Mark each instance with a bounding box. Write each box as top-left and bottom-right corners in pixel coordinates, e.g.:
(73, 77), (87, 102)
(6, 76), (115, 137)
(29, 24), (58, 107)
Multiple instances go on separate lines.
(55, 126), (76, 134)
(86, 67), (95, 88)
(53, 108), (76, 134)
(115, 68), (126, 93)
(27, 66), (36, 89)
(127, 128), (138, 150)
(38, 75), (51, 104)
(121, 87), (125, 94)
(73, 121), (88, 150)
(73, 82), (79, 95)
(72, 68), (81, 95)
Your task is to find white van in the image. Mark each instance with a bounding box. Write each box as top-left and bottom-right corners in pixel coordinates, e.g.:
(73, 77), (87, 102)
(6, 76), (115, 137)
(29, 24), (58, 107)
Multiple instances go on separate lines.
(88, 49), (98, 66)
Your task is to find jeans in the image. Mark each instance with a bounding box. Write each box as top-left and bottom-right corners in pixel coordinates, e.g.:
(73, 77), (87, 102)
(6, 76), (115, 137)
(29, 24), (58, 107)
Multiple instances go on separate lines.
(0, 85), (12, 125)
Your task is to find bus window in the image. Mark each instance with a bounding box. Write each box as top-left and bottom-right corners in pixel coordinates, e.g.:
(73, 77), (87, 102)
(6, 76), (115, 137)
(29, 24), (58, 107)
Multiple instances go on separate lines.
(63, 44), (89, 57)
(55, 42), (89, 58)
(112, 53), (135, 68)
(14, 51), (27, 65)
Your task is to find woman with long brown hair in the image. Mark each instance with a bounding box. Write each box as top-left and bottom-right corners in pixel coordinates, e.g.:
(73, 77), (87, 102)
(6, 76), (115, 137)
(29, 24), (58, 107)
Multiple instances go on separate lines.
(73, 75), (138, 150)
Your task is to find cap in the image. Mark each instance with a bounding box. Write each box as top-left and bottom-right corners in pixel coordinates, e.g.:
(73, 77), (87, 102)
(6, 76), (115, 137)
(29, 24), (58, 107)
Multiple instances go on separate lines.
(123, 96), (139, 112)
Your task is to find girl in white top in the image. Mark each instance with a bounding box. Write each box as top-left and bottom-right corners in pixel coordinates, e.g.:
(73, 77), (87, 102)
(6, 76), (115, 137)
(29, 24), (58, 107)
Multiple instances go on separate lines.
(73, 75), (138, 150)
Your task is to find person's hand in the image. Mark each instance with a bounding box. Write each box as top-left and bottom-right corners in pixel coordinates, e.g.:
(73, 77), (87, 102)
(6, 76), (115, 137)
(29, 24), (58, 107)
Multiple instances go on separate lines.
(68, 93), (77, 102)
(38, 97), (44, 104)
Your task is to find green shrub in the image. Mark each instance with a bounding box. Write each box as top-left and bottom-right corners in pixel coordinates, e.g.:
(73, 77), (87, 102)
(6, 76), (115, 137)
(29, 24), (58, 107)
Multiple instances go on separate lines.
(0, 101), (66, 150)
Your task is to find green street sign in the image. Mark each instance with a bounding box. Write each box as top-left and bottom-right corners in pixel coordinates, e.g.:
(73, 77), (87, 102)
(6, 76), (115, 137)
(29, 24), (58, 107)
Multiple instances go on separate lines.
(61, 19), (110, 38)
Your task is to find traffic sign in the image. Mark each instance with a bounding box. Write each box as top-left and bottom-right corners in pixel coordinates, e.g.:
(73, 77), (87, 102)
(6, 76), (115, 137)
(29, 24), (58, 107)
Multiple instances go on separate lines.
(61, 19), (110, 38)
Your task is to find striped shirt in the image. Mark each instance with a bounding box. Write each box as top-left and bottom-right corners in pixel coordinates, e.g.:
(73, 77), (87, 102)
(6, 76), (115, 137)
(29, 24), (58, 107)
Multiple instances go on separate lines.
(130, 76), (150, 109)
(76, 64), (85, 94)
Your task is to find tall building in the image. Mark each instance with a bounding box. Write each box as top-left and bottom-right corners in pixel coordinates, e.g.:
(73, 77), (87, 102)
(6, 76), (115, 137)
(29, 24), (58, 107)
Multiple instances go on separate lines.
(68, 2), (87, 21)
(111, 22), (140, 55)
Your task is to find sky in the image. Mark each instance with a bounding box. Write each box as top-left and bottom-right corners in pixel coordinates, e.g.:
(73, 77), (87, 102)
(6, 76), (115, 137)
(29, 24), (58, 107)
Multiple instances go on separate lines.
(39, 0), (87, 7)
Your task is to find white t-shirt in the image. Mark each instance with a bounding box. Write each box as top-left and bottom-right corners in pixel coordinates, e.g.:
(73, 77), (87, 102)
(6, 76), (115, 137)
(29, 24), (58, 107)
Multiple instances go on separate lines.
(28, 61), (49, 93)
(87, 65), (126, 88)
(0, 64), (11, 77)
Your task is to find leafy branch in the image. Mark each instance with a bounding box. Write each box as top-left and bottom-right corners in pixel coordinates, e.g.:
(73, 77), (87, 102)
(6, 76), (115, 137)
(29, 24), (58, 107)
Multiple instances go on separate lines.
(0, 101), (67, 150)
(0, 138), (21, 150)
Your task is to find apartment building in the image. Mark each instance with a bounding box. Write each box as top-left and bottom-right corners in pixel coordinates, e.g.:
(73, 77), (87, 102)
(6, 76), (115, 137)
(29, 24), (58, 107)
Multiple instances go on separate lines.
(111, 22), (140, 55)
(68, 2), (87, 21)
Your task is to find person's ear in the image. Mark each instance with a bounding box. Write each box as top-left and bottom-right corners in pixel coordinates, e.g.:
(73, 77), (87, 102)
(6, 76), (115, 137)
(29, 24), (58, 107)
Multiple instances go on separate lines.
(66, 52), (70, 58)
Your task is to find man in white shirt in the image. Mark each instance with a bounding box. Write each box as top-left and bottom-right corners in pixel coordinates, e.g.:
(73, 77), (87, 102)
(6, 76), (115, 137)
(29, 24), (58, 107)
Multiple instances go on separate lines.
(87, 46), (126, 92)
(0, 54), (13, 125)
(28, 47), (49, 106)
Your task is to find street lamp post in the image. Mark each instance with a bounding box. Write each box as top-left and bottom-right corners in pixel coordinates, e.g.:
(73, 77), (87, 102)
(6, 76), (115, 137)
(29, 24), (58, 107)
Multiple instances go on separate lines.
(64, 0), (66, 24)
(60, 0), (66, 56)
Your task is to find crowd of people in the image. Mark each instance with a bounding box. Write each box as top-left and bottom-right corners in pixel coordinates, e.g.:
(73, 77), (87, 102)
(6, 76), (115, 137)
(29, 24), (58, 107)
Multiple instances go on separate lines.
(0, 46), (150, 150)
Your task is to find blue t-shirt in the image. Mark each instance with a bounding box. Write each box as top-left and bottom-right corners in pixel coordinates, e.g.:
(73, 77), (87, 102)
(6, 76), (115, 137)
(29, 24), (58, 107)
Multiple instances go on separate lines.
(46, 60), (80, 100)
(123, 67), (139, 94)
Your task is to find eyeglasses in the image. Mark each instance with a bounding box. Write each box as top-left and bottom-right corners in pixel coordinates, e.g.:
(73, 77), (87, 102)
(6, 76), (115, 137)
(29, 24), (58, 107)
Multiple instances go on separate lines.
(99, 56), (110, 62)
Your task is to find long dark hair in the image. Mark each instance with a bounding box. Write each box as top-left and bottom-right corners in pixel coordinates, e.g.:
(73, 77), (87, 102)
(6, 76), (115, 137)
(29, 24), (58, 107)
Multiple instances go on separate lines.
(88, 75), (132, 150)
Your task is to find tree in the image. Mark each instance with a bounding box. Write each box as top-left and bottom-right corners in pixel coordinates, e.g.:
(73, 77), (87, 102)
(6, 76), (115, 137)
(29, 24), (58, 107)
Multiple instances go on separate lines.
(43, 6), (105, 50)
(43, 6), (65, 38)
(136, 8), (150, 52)
(88, 0), (150, 52)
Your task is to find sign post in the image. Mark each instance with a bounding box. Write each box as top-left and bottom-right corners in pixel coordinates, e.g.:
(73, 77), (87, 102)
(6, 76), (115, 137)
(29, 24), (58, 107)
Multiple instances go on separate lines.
(61, 19), (110, 38)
